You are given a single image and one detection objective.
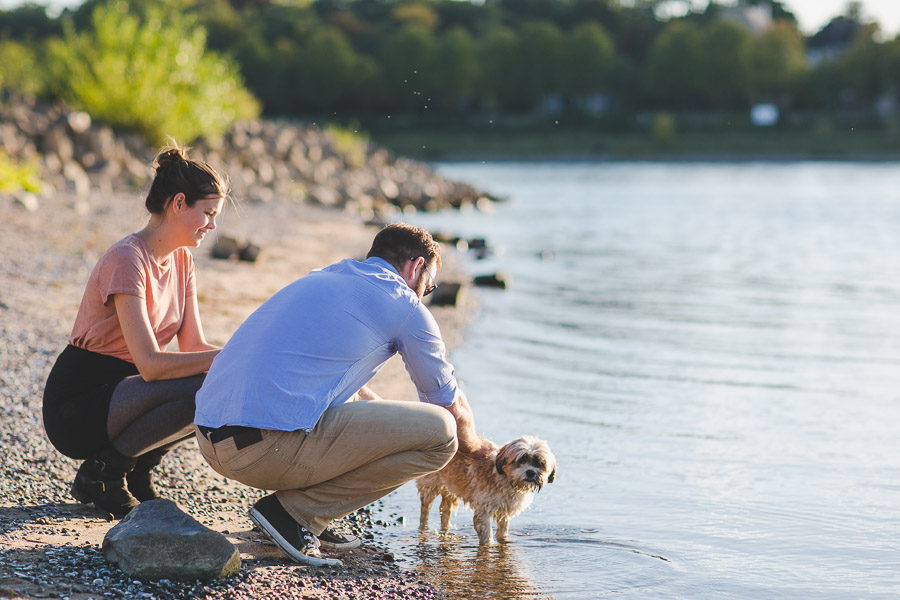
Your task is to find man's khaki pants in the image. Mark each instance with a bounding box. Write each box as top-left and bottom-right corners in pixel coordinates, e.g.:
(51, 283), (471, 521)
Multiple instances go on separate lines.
(195, 399), (458, 535)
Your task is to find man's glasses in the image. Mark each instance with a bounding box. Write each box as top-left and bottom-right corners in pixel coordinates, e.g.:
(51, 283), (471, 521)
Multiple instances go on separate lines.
(422, 265), (438, 297)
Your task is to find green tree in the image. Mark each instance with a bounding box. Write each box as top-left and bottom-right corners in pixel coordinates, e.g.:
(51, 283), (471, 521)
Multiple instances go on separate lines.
(749, 21), (807, 103)
(426, 26), (479, 108)
(378, 25), (437, 109)
(45, 0), (259, 144)
(391, 2), (439, 32)
(643, 20), (703, 107)
(563, 21), (615, 98)
(0, 4), (61, 40)
(516, 20), (566, 107)
(478, 26), (524, 111)
(837, 25), (889, 105)
(293, 28), (367, 112)
(0, 40), (46, 97)
(696, 20), (753, 108)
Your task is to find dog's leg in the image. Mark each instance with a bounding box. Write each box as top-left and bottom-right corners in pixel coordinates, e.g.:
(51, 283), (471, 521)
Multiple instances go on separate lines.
(473, 510), (494, 545)
(439, 494), (457, 531)
(496, 514), (510, 543)
(417, 480), (440, 530)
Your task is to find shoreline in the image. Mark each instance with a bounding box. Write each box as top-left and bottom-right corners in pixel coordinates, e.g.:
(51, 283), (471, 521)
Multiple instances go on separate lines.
(0, 190), (477, 599)
(427, 153), (900, 164)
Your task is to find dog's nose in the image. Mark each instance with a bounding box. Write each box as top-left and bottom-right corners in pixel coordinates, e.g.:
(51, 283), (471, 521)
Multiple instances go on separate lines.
(525, 469), (537, 480)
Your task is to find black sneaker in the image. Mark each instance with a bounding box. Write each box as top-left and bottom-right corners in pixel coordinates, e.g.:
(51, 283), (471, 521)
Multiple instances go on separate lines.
(318, 527), (362, 550)
(248, 494), (343, 567)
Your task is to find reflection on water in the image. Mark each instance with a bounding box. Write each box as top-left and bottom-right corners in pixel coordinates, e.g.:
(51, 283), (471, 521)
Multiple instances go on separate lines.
(412, 533), (544, 600)
(381, 162), (900, 599)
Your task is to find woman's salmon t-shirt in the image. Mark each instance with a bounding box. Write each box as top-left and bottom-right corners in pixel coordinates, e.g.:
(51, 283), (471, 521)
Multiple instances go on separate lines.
(69, 233), (196, 362)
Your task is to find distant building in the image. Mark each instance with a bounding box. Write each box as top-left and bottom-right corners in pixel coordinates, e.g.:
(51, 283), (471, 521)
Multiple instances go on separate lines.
(806, 16), (860, 65)
(718, 0), (774, 34)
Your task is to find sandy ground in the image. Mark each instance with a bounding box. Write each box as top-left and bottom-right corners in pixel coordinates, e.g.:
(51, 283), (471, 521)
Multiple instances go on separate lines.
(0, 190), (477, 599)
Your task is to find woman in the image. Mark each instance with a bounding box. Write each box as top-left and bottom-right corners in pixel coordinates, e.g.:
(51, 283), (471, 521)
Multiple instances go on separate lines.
(43, 145), (227, 518)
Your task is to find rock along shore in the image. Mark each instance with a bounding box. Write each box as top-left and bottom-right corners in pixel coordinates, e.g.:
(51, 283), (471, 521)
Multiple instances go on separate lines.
(0, 95), (488, 599)
(1, 93), (500, 218)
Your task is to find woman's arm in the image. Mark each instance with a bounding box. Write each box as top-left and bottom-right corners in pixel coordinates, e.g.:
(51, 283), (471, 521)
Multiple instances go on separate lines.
(115, 294), (219, 381)
(177, 294), (219, 352)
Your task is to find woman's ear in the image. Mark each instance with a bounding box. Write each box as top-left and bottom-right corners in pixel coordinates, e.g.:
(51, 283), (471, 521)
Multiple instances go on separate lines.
(170, 193), (187, 214)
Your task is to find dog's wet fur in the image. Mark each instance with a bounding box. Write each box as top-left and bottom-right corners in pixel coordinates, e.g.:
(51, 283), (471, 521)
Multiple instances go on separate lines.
(417, 435), (556, 544)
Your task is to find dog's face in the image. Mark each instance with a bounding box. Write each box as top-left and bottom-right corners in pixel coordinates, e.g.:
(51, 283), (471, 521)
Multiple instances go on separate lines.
(495, 436), (556, 492)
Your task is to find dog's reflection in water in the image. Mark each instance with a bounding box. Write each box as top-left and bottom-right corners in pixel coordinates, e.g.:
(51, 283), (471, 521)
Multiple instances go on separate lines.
(413, 532), (540, 600)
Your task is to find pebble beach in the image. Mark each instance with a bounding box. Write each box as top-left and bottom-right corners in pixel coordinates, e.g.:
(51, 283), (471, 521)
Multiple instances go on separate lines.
(0, 187), (478, 600)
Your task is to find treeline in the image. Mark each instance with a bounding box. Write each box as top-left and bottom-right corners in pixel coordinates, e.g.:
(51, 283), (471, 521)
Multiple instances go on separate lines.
(2, 0), (899, 142)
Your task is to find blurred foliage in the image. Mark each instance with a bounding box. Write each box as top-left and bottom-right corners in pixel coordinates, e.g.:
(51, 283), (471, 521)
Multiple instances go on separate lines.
(1, 0), (899, 132)
(650, 111), (676, 144)
(0, 40), (47, 97)
(0, 150), (42, 193)
(43, 0), (258, 144)
(325, 122), (370, 167)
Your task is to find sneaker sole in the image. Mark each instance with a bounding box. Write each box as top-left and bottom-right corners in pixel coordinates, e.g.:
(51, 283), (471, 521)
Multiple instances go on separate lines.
(249, 507), (343, 567)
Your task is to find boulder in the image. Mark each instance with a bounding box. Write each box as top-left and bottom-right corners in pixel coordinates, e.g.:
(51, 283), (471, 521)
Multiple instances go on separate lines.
(211, 235), (241, 260)
(428, 282), (464, 307)
(473, 273), (509, 289)
(103, 499), (240, 581)
(238, 241), (261, 262)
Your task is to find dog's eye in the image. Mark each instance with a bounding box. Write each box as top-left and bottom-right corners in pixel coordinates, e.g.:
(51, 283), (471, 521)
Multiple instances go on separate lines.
(535, 458), (545, 469)
(518, 456), (530, 465)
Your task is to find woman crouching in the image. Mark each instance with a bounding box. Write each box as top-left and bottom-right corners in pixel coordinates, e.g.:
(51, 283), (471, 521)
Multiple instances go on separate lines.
(42, 145), (227, 517)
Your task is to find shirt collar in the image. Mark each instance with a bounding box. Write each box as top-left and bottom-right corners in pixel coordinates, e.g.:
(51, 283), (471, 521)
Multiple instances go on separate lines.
(365, 256), (400, 275)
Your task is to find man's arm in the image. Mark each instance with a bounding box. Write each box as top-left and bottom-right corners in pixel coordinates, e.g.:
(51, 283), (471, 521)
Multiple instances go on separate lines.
(445, 390), (494, 458)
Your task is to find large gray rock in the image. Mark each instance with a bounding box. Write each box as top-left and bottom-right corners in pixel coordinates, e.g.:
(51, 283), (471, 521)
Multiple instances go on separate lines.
(102, 499), (240, 581)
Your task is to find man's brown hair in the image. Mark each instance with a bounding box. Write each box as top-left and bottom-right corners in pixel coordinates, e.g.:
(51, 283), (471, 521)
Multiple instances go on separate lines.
(366, 223), (442, 272)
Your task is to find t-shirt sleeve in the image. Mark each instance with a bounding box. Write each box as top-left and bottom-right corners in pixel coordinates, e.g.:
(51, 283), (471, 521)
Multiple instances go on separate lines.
(395, 303), (459, 407)
(95, 244), (146, 304)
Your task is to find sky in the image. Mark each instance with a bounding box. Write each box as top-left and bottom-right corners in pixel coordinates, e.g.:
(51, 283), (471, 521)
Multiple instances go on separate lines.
(1, 0), (899, 39)
(663, 1), (900, 37)
(761, 0), (900, 36)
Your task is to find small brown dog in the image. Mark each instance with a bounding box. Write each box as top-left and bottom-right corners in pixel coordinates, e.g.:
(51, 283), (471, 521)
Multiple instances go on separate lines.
(417, 435), (556, 545)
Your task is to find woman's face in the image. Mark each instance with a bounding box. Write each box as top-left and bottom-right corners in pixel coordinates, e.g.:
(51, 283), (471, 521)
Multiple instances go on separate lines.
(180, 196), (224, 247)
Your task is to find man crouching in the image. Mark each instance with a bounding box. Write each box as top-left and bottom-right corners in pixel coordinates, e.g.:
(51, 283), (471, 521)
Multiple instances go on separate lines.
(194, 223), (493, 566)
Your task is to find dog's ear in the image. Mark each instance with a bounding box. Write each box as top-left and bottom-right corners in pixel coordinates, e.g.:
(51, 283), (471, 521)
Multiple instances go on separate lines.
(548, 467), (556, 483)
(495, 441), (515, 476)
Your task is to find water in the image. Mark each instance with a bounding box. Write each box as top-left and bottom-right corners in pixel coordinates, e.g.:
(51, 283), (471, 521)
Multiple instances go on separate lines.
(375, 162), (900, 599)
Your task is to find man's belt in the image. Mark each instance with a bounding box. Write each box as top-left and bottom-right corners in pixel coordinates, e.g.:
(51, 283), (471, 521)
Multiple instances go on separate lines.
(197, 425), (263, 450)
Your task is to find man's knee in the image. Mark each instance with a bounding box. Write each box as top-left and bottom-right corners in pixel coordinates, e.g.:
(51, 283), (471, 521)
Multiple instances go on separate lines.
(424, 407), (458, 469)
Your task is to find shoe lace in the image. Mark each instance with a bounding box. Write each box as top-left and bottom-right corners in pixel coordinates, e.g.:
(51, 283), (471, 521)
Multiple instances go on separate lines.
(300, 527), (321, 553)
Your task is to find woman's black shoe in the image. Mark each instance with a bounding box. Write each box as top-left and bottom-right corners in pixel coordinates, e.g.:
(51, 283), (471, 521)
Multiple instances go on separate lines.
(126, 448), (168, 502)
(70, 449), (139, 518)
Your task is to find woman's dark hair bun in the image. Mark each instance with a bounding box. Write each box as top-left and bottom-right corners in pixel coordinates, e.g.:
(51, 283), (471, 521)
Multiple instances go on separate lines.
(145, 142), (228, 214)
(153, 146), (188, 173)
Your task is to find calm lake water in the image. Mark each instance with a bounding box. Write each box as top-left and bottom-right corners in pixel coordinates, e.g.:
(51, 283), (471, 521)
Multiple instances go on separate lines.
(376, 162), (900, 599)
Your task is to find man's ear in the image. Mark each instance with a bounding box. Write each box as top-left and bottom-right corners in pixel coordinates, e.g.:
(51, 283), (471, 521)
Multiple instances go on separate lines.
(403, 256), (423, 281)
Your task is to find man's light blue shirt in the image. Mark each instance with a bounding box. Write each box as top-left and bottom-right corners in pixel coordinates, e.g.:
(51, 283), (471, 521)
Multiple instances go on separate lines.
(195, 257), (458, 431)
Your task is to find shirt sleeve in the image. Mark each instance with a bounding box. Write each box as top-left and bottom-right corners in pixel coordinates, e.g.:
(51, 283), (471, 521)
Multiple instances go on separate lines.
(395, 303), (459, 407)
(95, 244), (146, 304)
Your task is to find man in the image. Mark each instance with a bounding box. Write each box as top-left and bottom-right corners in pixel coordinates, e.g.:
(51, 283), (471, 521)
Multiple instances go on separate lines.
(194, 223), (492, 565)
